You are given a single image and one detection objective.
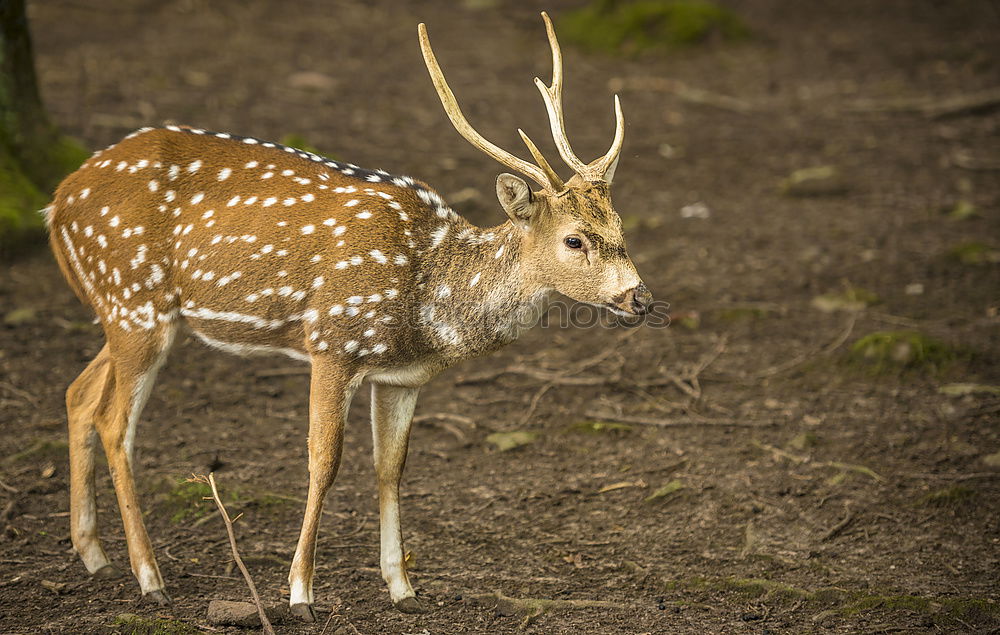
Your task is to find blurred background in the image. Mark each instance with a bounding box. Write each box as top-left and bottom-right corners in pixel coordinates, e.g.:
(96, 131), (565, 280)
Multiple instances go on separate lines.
(1, 1), (998, 633)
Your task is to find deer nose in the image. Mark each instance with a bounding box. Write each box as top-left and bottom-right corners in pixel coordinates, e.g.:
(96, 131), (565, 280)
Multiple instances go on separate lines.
(627, 283), (652, 315)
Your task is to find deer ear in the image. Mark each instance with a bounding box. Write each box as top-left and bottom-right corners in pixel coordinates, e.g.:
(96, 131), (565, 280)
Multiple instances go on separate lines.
(496, 173), (537, 228)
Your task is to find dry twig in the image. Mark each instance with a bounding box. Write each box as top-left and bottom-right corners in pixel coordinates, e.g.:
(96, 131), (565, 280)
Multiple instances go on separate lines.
(471, 589), (628, 628)
(752, 441), (882, 482)
(719, 313), (856, 383)
(845, 87), (1000, 119)
(587, 411), (772, 428)
(609, 76), (754, 113)
(821, 505), (855, 542)
(190, 473), (275, 635)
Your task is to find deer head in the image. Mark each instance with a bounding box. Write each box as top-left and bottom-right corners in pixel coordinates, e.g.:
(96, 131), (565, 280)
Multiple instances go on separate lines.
(418, 12), (652, 316)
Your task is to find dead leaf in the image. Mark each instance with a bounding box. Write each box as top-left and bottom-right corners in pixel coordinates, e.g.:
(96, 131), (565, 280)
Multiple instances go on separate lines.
(645, 479), (684, 502)
(40, 579), (67, 594)
(485, 430), (539, 452)
(598, 480), (646, 494)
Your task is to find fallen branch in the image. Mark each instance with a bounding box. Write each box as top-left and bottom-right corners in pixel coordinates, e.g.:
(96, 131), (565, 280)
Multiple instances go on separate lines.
(718, 313), (856, 383)
(190, 473), (275, 635)
(845, 87), (1000, 119)
(820, 505), (855, 542)
(588, 411), (773, 428)
(752, 441), (882, 482)
(609, 76), (754, 113)
(412, 412), (476, 427)
(471, 590), (627, 628)
(456, 332), (628, 386)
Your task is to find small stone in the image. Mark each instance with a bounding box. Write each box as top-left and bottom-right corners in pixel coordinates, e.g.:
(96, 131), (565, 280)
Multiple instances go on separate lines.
(679, 201), (710, 219)
(207, 600), (287, 627)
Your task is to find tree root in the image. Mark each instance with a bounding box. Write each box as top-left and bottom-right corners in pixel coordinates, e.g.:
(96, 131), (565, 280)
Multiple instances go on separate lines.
(469, 590), (627, 628)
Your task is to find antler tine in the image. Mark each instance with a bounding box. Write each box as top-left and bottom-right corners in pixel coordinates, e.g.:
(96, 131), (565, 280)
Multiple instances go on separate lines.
(587, 94), (625, 183)
(536, 12), (589, 175)
(418, 23), (561, 192)
(536, 12), (625, 183)
(518, 129), (565, 191)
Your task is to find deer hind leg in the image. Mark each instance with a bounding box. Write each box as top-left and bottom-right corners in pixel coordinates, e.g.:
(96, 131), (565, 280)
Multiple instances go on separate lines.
(93, 325), (176, 603)
(288, 356), (357, 622)
(370, 383), (423, 613)
(67, 344), (118, 577)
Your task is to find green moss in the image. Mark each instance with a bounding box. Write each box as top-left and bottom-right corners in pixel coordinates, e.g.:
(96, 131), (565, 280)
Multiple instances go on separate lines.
(3, 439), (68, 465)
(843, 595), (999, 622)
(948, 241), (1000, 265)
(568, 421), (634, 434)
(561, 0), (748, 56)
(847, 330), (957, 374)
(811, 284), (879, 313)
(917, 485), (977, 508)
(162, 479), (216, 523)
(39, 134), (89, 189)
(0, 149), (48, 253)
(662, 575), (1000, 624)
(114, 614), (198, 635)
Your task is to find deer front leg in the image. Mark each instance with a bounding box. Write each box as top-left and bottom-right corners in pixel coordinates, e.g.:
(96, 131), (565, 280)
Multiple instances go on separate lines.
(370, 383), (423, 613)
(288, 356), (356, 622)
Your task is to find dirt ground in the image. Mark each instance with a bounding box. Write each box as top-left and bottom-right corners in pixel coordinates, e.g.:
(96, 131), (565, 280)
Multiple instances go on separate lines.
(2, 0), (999, 633)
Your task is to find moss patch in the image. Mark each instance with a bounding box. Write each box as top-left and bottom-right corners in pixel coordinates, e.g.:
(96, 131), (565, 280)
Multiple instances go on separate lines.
(917, 485), (977, 508)
(847, 330), (958, 374)
(568, 421), (634, 434)
(113, 614), (198, 635)
(663, 575), (1000, 625)
(161, 479), (216, 523)
(3, 439), (68, 465)
(561, 0), (748, 56)
(948, 241), (1000, 265)
(0, 148), (48, 253)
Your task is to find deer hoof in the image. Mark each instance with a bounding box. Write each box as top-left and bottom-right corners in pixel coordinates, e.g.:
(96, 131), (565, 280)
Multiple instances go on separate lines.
(92, 564), (122, 579)
(394, 596), (428, 614)
(144, 589), (172, 605)
(290, 603), (317, 622)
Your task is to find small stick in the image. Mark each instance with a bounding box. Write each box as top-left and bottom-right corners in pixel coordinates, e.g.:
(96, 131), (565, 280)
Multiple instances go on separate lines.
(821, 506), (855, 542)
(192, 473), (275, 635)
(587, 411), (773, 428)
(412, 412), (476, 427)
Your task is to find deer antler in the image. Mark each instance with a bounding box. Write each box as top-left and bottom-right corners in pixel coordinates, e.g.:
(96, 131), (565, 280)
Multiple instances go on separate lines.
(418, 23), (566, 192)
(534, 12), (625, 183)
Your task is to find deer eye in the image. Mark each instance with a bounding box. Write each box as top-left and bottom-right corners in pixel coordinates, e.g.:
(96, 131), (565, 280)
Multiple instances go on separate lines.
(564, 236), (583, 249)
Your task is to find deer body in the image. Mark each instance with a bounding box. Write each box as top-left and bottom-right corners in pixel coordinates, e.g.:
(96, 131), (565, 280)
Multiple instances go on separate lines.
(51, 14), (650, 619)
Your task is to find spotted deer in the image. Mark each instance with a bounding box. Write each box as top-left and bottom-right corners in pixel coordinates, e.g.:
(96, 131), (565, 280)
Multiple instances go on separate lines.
(47, 12), (651, 619)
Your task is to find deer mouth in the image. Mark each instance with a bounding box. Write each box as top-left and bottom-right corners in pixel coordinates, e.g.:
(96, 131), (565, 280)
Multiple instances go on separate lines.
(604, 302), (642, 317)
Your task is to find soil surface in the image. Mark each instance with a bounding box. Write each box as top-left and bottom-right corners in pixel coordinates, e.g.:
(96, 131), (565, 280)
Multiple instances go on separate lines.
(2, 1), (999, 633)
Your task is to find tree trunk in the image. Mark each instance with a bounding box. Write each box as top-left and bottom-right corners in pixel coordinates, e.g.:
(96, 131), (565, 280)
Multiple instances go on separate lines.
(0, 0), (87, 253)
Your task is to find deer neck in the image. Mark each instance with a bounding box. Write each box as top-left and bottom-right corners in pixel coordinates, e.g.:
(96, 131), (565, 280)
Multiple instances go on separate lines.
(416, 218), (551, 358)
